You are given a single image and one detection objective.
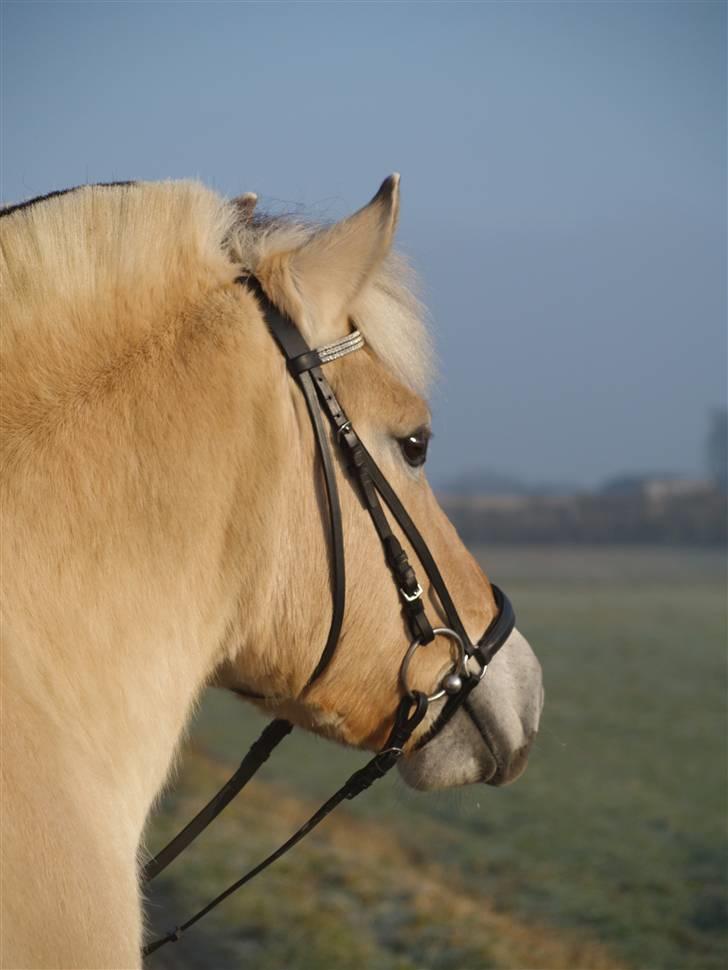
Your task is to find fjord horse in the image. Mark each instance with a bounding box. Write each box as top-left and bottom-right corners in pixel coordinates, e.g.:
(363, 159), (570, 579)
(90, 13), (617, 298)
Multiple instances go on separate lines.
(0, 178), (542, 968)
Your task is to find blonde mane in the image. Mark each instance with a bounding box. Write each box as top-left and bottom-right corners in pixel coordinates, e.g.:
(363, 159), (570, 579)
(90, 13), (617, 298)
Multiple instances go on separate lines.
(0, 181), (432, 440)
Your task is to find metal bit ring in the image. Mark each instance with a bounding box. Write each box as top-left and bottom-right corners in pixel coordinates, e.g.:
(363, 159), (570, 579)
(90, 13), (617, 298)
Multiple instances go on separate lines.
(400, 627), (467, 703)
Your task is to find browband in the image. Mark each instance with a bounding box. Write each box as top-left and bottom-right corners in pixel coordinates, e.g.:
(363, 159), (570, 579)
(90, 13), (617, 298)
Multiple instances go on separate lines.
(316, 330), (364, 361)
(288, 330), (365, 376)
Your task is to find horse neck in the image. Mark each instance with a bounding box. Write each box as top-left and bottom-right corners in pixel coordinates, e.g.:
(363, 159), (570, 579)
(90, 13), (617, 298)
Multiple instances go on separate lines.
(3, 288), (296, 841)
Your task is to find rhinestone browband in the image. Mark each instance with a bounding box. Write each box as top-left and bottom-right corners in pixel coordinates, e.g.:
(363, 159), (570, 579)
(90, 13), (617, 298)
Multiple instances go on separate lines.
(316, 330), (364, 364)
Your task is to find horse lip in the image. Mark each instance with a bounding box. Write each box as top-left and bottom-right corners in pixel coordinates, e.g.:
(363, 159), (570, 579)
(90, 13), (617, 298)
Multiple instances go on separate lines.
(485, 763), (509, 786)
(479, 759), (499, 784)
(463, 697), (535, 787)
(462, 697), (502, 783)
(488, 735), (537, 787)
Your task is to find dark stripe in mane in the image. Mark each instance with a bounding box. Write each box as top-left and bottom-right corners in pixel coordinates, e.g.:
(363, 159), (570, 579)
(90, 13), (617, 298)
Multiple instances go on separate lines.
(0, 181), (135, 219)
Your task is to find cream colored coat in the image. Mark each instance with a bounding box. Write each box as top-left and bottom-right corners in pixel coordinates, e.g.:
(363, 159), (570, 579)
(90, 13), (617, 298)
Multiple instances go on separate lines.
(0, 179), (542, 968)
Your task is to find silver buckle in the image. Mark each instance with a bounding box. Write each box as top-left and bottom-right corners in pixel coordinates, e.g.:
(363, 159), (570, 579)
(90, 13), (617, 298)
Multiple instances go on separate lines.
(400, 583), (423, 603)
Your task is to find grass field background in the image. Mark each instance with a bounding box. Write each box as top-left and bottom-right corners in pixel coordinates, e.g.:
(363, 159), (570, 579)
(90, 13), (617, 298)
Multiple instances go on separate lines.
(144, 546), (726, 970)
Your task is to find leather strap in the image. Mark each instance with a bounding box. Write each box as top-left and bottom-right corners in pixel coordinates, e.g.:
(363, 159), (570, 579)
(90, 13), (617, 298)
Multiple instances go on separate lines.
(141, 719), (293, 883)
(142, 693), (428, 957)
(289, 348), (322, 375)
(236, 276), (347, 686)
(308, 368), (468, 647)
(473, 584), (515, 667)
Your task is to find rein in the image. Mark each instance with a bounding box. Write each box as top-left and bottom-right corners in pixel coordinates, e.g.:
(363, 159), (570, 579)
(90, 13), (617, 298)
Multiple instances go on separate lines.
(141, 275), (515, 956)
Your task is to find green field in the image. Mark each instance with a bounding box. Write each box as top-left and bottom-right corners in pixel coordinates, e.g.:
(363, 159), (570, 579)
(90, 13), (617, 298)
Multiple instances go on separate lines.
(144, 547), (726, 970)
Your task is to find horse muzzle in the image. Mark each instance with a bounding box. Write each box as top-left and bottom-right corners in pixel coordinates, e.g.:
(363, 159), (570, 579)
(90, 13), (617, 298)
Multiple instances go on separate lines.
(398, 627), (544, 792)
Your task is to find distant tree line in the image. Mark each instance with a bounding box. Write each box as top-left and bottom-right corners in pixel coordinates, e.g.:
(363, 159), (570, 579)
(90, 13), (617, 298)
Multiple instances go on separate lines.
(442, 488), (726, 546)
(706, 407), (727, 492)
(440, 407), (728, 545)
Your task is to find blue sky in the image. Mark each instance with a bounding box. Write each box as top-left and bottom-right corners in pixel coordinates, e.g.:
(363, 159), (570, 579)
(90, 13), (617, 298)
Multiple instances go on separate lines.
(2, 1), (725, 487)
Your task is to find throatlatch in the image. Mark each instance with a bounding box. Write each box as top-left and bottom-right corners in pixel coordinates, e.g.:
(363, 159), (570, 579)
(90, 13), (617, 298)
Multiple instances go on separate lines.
(141, 275), (516, 957)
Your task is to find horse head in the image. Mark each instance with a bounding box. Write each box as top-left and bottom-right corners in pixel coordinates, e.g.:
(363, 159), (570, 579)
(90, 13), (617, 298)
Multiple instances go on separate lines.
(214, 176), (543, 789)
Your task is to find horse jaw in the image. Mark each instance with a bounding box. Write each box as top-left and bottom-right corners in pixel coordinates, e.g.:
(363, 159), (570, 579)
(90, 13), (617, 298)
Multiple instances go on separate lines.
(398, 628), (543, 791)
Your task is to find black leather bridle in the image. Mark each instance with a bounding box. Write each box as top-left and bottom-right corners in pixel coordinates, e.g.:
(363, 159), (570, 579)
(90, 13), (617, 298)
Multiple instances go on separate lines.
(142, 275), (516, 956)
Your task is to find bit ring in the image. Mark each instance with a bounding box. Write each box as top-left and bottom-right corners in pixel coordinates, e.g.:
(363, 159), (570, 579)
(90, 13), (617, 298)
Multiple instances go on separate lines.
(400, 627), (467, 703)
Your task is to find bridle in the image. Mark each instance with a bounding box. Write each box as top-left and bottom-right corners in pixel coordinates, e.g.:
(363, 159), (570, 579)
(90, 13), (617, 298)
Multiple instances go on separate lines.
(142, 274), (516, 956)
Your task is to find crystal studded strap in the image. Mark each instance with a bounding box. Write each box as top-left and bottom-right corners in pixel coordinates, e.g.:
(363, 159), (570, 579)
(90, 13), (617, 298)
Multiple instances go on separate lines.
(286, 330), (365, 377)
(317, 330), (364, 363)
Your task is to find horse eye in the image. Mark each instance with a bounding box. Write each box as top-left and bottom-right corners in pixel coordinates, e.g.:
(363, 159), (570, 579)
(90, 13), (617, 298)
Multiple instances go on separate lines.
(399, 430), (429, 467)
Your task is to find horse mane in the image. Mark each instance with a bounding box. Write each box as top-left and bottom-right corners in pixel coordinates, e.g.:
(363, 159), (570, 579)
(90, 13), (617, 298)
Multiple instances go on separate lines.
(0, 180), (432, 413)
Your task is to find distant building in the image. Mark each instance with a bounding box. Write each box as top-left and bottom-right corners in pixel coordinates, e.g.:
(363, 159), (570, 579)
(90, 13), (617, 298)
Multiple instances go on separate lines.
(600, 474), (713, 501)
(642, 479), (714, 503)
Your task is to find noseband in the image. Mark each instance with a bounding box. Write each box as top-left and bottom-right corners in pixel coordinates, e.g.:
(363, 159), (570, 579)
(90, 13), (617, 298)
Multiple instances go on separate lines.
(142, 275), (516, 956)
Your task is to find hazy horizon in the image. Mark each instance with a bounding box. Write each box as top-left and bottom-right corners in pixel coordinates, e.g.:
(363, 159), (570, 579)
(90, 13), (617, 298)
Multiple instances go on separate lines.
(2, 1), (725, 488)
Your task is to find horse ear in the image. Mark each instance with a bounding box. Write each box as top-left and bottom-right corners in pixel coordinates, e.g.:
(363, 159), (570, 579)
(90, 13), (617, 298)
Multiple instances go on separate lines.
(232, 192), (258, 221)
(261, 175), (400, 340)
